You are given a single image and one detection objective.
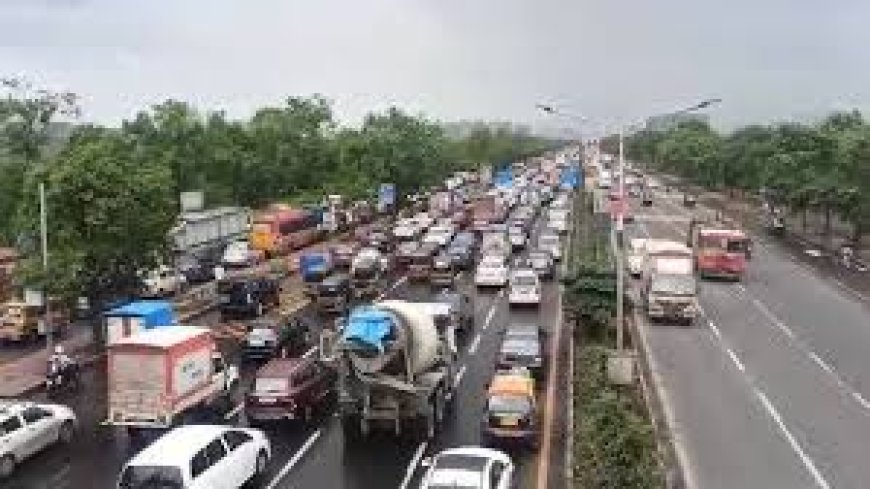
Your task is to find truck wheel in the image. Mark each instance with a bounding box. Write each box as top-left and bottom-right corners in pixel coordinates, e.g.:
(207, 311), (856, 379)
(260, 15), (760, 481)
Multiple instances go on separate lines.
(57, 420), (74, 444)
(251, 450), (269, 485)
(342, 415), (360, 442)
(256, 303), (264, 317)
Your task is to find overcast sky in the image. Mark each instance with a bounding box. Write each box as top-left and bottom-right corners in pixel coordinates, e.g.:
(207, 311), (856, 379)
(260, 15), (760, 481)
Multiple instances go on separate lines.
(3, 0), (869, 132)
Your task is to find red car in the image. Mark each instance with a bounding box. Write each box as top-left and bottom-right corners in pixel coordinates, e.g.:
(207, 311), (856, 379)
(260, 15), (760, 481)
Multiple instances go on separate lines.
(245, 357), (336, 424)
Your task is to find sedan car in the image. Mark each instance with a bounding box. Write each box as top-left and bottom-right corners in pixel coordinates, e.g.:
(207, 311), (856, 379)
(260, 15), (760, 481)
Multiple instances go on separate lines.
(538, 233), (562, 261)
(419, 446), (514, 489)
(446, 243), (474, 270)
(498, 323), (545, 379)
(527, 251), (554, 279)
(507, 269), (541, 307)
(0, 402), (77, 478)
(475, 255), (508, 288)
(242, 316), (313, 361)
(508, 228), (527, 251)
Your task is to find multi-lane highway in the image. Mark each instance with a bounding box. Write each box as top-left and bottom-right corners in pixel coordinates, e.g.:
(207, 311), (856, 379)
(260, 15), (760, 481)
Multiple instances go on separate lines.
(5, 211), (570, 489)
(630, 186), (870, 489)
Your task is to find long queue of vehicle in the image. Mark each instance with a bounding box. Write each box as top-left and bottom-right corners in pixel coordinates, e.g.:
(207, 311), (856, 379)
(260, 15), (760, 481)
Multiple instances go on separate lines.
(0, 151), (580, 488)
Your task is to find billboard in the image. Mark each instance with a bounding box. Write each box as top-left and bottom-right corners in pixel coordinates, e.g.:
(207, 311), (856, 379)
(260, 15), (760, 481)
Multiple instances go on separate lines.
(378, 183), (396, 212)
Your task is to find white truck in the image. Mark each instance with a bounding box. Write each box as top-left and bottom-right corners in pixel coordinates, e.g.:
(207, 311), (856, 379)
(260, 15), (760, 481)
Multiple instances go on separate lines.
(168, 206), (251, 261)
(645, 256), (699, 325)
(321, 300), (456, 440)
(106, 326), (239, 432)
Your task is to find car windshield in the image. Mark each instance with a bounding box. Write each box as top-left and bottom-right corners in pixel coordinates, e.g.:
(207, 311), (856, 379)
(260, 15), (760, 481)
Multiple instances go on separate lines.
(488, 394), (532, 414)
(650, 274), (696, 296)
(512, 274), (537, 286)
(119, 466), (184, 489)
(540, 236), (559, 246)
(502, 338), (539, 355)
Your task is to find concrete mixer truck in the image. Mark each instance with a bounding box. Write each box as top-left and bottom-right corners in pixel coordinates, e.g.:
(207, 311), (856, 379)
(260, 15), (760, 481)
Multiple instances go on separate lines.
(320, 300), (457, 441)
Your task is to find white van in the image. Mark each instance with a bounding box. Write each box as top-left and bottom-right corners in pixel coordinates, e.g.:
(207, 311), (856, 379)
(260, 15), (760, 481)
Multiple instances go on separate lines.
(117, 425), (271, 489)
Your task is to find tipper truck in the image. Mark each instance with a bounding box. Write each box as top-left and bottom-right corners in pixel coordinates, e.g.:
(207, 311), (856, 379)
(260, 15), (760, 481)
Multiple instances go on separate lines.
(321, 300), (457, 440)
(106, 326), (239, 433)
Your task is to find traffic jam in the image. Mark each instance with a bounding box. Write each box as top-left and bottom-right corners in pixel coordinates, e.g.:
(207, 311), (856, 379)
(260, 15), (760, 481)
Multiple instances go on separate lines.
(0, 150), (581, 488)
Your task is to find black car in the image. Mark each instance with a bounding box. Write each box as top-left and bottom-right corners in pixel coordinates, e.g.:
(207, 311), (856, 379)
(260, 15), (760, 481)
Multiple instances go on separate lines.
(218, 275), (281, 319)
(176, 254), (215, 285)
(242, 316), (314, 361)
(446, 244), (474, 270)
(315, 274), (353, 314)
(498, 323), (545, 379)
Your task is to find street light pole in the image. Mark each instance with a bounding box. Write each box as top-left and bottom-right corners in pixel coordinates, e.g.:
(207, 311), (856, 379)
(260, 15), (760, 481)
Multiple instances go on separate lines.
(616, 127), (626, 351)
(40, 182), (53, 354)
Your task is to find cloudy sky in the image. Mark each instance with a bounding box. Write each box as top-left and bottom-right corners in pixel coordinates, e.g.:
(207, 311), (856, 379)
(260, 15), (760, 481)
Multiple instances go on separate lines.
(2, 0), (869, 132)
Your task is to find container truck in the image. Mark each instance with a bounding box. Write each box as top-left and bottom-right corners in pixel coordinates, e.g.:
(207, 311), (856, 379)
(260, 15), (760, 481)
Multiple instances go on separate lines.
(644, 257), (699, 325)
(168, 207), (251, 262)
(106, 326), (239, 432)
(320, 300), (457, 440)
(104, 300), (176, 345)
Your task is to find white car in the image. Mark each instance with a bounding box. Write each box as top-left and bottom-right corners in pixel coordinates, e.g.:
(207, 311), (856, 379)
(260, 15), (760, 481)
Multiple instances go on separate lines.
(424, 226), (454, 247)
(0, 402), (77, 478)
(419, 446), (514, 489)
(548, 218), (568, 234)
(475, 255), (509, 287)
(118, 424), (271, 489)
(222, 241), (260, 268)
(538, 233), (562, 261)
(508, 228), (526, 249)
(393, 221), (420, 241)
(508, 269), (541, 306)
(627, 238), (648, 277)
(414, 212), (434, 231)
(142, 265), (186, 297)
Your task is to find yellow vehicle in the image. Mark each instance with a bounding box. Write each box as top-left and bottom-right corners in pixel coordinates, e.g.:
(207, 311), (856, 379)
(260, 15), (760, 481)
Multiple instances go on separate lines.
(0, 300), (68, 343)
(482, 369), (539, 448)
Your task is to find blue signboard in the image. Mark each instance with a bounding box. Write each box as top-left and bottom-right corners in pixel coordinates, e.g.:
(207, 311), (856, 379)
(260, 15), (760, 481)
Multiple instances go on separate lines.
(560, 165), (582, 190)
(378, 183), (396, 211)
(494, 168), (514, 189)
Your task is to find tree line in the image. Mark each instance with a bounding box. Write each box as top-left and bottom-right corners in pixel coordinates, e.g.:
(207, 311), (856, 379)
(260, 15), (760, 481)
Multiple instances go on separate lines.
(608, 111), (870, 245)
(0, 78), (556, 312)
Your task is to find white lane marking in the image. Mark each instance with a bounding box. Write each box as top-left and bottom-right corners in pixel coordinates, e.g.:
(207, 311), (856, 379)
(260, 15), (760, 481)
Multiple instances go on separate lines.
(468, 333), (482, 355)
(754, 389), (832, 489)
(734, 284), (870, 413)
(707, 320), (723, 341)
(224, 402), (245, 420)
(302, 345), (319, 359)
(265, 429), (323, 489)
(725, 347), (746, 373)
(453, 364), (467, 388)
(398, 441), (429, 489)
(482, 306), (497, 331)
(377, 275), (409, 300)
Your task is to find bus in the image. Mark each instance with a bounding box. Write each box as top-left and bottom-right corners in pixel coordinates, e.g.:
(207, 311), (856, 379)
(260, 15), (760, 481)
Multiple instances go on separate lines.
(250, 205), (321, 257)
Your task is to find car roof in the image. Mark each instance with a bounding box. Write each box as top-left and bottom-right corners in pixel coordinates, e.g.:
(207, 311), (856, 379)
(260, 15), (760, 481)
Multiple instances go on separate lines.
(257, 358), (308, 377)
(506, 323), (540, 335)
(434, 446), (511, 466)
(126, 425), (233, 466)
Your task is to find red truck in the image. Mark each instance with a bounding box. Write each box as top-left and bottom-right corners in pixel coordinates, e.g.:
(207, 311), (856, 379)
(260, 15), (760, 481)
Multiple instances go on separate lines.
(106, 326), (239, 431)
(688, 220), (751, 280)
(471, 195), (505, 231)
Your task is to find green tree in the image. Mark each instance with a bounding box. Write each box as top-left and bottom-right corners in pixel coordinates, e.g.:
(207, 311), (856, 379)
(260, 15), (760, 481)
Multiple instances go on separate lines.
(17, 129), (175, 342)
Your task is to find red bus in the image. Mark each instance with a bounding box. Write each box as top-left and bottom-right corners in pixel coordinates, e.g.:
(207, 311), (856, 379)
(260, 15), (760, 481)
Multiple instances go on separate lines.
(691, 227), (750, 280)
(250, 205), (320, 257)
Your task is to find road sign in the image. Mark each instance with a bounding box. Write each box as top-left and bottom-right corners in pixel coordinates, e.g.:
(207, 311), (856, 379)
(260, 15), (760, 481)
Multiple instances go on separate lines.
(378, 183), (396, 212)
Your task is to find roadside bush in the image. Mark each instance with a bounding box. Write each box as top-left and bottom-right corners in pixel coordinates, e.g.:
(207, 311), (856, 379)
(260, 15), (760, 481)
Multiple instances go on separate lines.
(573, 346), (663, 489)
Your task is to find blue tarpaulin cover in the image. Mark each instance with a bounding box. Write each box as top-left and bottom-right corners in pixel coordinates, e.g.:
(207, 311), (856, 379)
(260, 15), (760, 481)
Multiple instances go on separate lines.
(300, 253), (330, 280)
(342, 307), (394, 352)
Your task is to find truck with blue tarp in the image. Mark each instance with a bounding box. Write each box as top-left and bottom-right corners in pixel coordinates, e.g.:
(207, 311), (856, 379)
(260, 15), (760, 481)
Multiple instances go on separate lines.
(320, 300), (456, 440)
(104, 300), (176, 345)
(299, 251), (334, 296)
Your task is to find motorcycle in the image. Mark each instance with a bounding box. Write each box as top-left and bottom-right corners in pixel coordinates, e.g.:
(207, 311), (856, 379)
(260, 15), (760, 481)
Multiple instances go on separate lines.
(45, 357), (81, 396)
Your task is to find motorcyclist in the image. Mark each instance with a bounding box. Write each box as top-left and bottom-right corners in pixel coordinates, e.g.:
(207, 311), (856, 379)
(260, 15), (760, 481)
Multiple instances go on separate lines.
(48, 345), (73, 371)
(840, 242), (855, 269)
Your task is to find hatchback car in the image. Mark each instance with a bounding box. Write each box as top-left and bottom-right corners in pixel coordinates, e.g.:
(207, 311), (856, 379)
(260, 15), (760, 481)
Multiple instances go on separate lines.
(482, 371), (539, 449)
(245, 358), (336, 424)
(475, 255), (508, 288)
(527, 251), (554, 279)
(419, 446), (514, 489)
(498, 323), (545, 379)
(507, 269), (541, 307)
(0, 402), (77, 479)
(117, 424), (270, 489)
